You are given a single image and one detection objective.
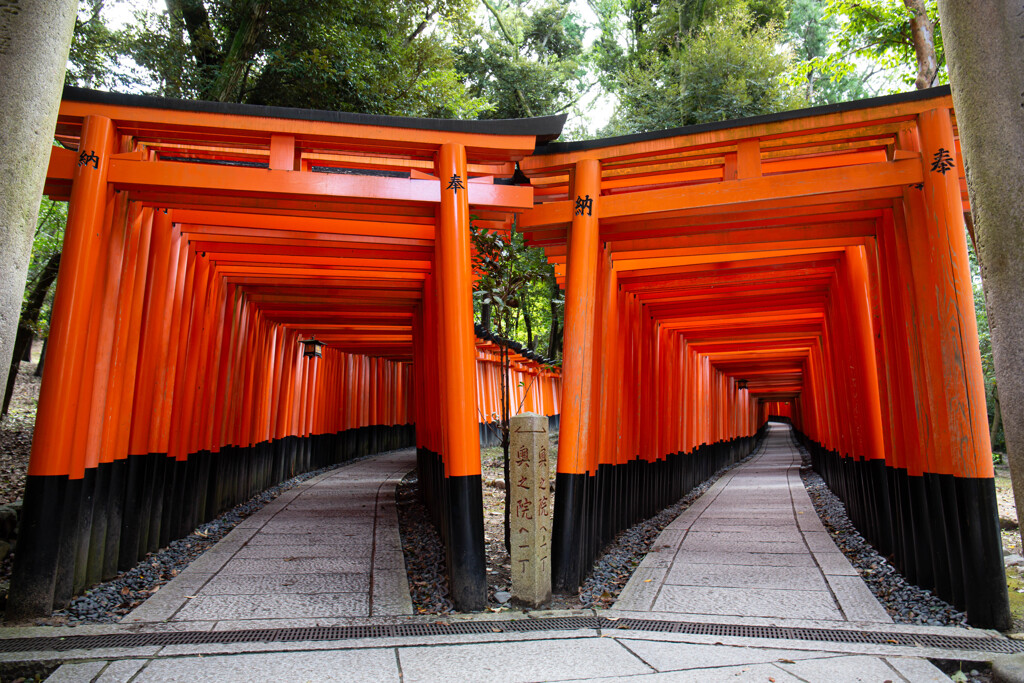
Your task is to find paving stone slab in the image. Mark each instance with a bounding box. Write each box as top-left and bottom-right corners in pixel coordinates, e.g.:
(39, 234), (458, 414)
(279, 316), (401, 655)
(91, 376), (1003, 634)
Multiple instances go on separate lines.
(775, 653), (927, 682)
(615, 638), (843, 672)
(232, 544), (373, 559)
(884, 656), (950, 681)
(802, 530), (840, 553)
(371, 568), (414, 616)
(397, 637), (652, 683)
(826, 574), (893, 623)
(589, 662), (804, 682)
(243, 532), (372, 546)
(653, 585), (843, 620)
(674, 550), (817, 567)
(96, 659), (148, 683)
(45, 660), (107, 682)
(615, 567), (668, 611)
(133, 647), (398, 682)
(664, 563), (830, 591)
(200, 572), (370, 595)
(679, 533), (808, 554)
(676, 515), (794, 527)
(172, 592), (370, 621)
(218, 557), (367, 574)
(814, 551), (861, 576)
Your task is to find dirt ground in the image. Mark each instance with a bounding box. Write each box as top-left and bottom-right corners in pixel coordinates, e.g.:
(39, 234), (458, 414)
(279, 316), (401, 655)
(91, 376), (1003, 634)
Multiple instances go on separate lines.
(0, 340), (40, 505)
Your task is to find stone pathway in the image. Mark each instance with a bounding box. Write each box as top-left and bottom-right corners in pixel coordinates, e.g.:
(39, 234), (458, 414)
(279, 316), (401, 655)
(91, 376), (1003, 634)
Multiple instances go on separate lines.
(5, 427), (1007, 681)
(613, 422), (891, 624)
(121, 448), (415, 626)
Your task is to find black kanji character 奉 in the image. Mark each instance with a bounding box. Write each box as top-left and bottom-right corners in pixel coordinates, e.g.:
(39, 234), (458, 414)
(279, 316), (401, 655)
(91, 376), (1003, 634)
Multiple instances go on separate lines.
(447, 174), (465, 194)
(574, 194), (593, 216)
(78, 150), (100, 170)
(930, 147), (955, 175)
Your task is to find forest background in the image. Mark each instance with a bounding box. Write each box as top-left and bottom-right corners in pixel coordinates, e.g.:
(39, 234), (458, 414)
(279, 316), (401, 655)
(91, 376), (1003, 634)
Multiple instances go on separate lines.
(9, 0), (1004, 452)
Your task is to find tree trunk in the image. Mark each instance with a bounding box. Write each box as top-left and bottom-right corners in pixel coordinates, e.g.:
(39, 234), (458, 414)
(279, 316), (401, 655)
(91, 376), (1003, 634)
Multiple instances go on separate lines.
(501, 341), (512, 554)
(0, 0), (77, 422)
(3, 251), (61, 416)
(991, 389), (1003, 451)
(35, 335), (46, 377)
(481, 303), (491, 331)
(210, 0), (270, 102)
(904, 0), (938, 89)
(546, 271), (561, 359)
(522, 299), (535, 350)
(937, 0), (1024, 528)
(20, 334), (31, 361)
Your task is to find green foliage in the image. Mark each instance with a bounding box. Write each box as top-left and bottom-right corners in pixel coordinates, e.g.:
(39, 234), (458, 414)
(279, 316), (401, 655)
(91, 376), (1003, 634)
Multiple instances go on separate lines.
(603, 5), (805, 135)
(459, 0), (591, 119)
(783, 0), (871, 105)
(471, 223), (553, 335)
(114, 0), (490, 116)
(24, 199), (68, 336)
(967, 232), (1004, 452)
(824, 0), (945, 90)
(66, 0), (133, 89)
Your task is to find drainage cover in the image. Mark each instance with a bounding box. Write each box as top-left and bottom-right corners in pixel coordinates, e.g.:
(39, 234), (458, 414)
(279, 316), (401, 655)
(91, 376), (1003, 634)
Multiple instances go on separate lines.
(0, 616), (1020, 654)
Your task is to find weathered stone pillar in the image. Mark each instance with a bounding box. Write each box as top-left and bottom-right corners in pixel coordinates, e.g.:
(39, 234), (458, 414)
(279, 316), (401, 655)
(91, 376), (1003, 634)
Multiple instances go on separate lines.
(509, 412), (552, 606)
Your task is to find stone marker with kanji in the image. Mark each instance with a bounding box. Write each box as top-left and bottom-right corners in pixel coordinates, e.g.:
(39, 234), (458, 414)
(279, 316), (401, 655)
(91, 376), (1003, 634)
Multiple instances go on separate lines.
(509, 412), (552, 606)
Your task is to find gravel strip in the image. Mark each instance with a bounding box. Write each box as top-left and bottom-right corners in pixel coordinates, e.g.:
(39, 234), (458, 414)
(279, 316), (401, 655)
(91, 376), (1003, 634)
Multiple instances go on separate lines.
(396, 471), (454, 614)
(31, 454), (378, 626)
(792, 435), (968, 627)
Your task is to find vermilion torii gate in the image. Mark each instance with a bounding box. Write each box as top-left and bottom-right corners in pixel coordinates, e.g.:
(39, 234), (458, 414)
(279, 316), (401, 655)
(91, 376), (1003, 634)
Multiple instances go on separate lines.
(519, 86), (1008, 628)
(8, 88), (563, 618)
(8, 85), (1009, 630)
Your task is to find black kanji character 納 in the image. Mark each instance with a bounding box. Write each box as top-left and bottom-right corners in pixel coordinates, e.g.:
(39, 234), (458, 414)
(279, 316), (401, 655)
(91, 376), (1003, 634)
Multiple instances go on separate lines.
(78, 150), (100, 170)
(574, 194), (593, 217)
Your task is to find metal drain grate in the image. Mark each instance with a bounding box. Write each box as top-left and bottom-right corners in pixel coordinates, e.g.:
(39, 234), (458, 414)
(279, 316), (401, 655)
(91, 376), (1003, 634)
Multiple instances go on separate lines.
(0, 616), (1021, 655)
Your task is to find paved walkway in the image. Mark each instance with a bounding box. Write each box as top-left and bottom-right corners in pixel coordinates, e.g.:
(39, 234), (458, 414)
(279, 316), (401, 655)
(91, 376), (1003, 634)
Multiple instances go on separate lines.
(124, 448), (415, 626)
(613, 422), (890, 624)
(4, 429), (1010, 681)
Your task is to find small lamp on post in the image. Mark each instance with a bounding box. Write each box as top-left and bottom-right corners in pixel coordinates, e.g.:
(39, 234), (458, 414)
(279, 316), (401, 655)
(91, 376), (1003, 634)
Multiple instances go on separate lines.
(300, 336), (324, 359)
(736, 379), (748, 390)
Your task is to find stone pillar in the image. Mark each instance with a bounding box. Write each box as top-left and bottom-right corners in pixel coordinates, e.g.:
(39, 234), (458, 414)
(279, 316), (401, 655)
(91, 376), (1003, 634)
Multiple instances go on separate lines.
(510, 412), (552, 607)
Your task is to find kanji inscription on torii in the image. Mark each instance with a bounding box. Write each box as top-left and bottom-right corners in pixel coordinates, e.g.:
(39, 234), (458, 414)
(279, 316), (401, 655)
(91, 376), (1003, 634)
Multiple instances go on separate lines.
(509, 412), (552, 607)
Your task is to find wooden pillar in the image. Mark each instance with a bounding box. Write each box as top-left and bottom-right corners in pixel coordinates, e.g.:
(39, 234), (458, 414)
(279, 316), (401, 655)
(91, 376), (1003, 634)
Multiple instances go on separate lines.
(8, 115), (115, 618)
(909, 108), (1008, 629)
(435, 142), (485, 610)
(552, 157), (601, 591)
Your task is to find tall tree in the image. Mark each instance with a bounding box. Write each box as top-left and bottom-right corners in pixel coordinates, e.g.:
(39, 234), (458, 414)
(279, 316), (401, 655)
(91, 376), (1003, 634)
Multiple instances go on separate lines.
(785, 0), (871, 105)
(826, 0), (945, 90)
(0, 0), (78, 422)
(603, 4), (804, 135)
(121, 0), (488, 116)
(937, 0), (1024, 526)
(459, 0), (591, 119)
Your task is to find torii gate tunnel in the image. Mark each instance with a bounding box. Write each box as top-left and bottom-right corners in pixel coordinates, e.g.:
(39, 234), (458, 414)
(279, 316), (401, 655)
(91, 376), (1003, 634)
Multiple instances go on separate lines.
(8, 85), (1010, 629)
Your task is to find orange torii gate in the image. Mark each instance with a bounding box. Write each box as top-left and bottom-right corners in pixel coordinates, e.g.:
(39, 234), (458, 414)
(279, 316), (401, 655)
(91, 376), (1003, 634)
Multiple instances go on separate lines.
(8, 88), (563, 618)
(8, 84), (1008, 630)
(519, 86), (1008, 628)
